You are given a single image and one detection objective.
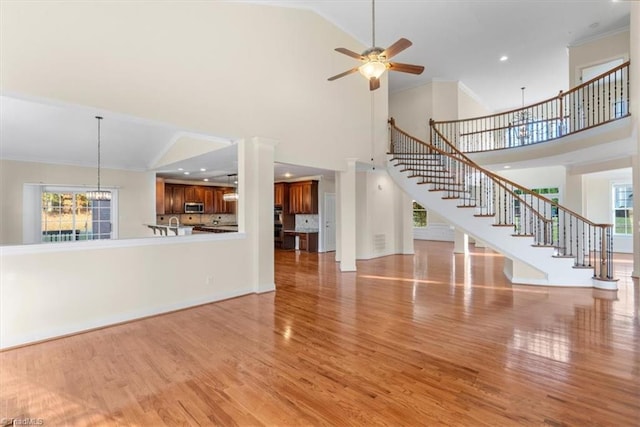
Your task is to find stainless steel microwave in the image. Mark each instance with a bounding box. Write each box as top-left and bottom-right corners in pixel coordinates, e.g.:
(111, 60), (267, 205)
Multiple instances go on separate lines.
(184, 202), (204, 213)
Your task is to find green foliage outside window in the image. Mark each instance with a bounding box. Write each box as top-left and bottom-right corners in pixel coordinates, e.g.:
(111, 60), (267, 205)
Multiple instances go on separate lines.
(413, 201), (427, 228)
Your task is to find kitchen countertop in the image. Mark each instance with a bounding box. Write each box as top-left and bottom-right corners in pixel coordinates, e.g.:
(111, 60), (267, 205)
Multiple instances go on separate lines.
(192, 224), (238, 233)
(283, 229), (319, 233)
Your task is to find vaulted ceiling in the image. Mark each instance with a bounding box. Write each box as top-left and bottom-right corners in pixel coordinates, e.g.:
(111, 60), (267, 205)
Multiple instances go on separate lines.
(251, 0), (630, 110)
(0, 1), (632, 177)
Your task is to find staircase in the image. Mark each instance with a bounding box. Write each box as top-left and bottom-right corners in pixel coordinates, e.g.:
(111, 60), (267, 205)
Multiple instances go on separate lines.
(387, 120), (616, 289)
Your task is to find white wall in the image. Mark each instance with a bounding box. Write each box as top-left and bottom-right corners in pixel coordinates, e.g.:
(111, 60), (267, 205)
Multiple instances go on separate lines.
(355, 169), (409, 259)
(389, 83), (433, 141)
(0, 235), (252, 349)
(498, 166), (567, 204)
(0, 159), (155, 245)
(458, 83), (491, 119)
(317, 177), (336, 253)
(568, 30), (630, 87)
(583, 168), (633, 253)
(0, 1), (388, 172)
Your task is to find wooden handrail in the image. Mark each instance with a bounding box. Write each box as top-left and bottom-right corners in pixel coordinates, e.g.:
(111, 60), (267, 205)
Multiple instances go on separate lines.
(563, 60), (630, 97)
(390, 118), (615, 280)
(393, 120), (609, 228)
(431, 61), (630, 126)
(392, 122), (552, 224)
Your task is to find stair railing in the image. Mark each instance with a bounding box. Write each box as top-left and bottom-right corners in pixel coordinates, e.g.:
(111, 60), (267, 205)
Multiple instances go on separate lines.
(432, 61), (630, 153)
(388, 118), (614, 281)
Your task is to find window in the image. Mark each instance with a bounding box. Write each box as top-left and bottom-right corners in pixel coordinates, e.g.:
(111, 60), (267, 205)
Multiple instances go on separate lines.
(413, 201), (428, 228)
(41, 187), (114, 242)
(612, 184), (633, 235)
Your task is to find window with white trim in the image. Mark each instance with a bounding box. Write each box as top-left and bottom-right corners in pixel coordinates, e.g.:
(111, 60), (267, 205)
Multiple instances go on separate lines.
(413, 201), (428, 228)
(40, 187), (115, 242)
(612, 184), (632, 235)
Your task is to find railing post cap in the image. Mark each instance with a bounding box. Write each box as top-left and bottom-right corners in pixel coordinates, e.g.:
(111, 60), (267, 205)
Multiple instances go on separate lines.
(429, 118), (434, 125)
(388, 117), (395, 125)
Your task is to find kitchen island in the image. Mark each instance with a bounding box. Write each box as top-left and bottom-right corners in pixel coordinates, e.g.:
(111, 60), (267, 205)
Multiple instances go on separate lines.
(145, 224), (193, 236)
(283, 229), (318, 252)
(192, 224), (238, 233)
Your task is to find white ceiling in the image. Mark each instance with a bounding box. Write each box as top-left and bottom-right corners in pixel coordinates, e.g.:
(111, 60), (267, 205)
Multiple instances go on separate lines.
(252, 0), (630, 110)
(0, 1), (631, 180)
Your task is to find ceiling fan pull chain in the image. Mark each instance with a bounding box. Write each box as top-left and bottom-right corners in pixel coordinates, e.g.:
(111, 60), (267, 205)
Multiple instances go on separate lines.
(372, 0), (376, 47)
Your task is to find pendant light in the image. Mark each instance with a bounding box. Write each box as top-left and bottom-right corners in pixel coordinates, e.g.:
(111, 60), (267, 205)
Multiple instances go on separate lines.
(222, 173), (238, 202)
(86, 116), (112, 201)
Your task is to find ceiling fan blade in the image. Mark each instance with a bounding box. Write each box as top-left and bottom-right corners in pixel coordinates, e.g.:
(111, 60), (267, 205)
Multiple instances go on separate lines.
(369, 77), (380, 91)
(381, 38), (412, 59)
(335, 47), (364, 60)
(388, 62), (425, 75)
(328, 67), (360, 81)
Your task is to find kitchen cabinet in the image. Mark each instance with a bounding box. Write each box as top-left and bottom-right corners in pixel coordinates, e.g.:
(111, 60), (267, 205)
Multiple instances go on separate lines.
(204, 188), (214, 214)
(288, 180), (318, 214)
(157, 183), (236, 214)
(184, 186), (204, 203)
(283, 231), (318, 252)
(274, 183), (289, 211)
(164, 184), (185, 214)
(156, 178), (165, 215)
(213, 187), (236, 214)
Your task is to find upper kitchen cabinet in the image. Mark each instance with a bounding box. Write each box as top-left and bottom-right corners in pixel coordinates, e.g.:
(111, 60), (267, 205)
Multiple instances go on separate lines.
(288, 180), (318, 214)
(204, 188), (215, 214)
(213, 187), (236, 214)
(274, 183), (289, 211)
(164, 184), (185, 214)
(184, 186), (204, 203)
(156, 178), (165, 215)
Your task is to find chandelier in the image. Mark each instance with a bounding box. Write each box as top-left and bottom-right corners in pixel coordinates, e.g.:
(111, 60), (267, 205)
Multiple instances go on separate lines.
(86, 116), (112, 201)
(222, 174), (238, 202)
(513, 87), (531, 143)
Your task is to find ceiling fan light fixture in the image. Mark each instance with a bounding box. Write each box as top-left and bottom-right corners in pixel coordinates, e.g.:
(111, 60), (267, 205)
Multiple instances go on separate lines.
(358, 60), (387, 80)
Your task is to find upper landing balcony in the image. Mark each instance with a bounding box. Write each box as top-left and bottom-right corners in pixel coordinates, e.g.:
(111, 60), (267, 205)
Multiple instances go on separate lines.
(431, 61), (634, 170)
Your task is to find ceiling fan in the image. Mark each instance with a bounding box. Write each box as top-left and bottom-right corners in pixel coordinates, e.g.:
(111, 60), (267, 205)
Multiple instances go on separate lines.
(328, 0), (425, 91)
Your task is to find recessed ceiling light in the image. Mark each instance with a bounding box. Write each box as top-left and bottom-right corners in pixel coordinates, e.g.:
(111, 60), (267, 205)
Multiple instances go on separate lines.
(503, 165), (511, 169)
(184, 171), (190, 175)
(178, 168), (184, 171)
(203, 178), (209, 182)
(284, 172), (292, 178)
(500, 55), (508, 62)
(200, 168), (206, 172)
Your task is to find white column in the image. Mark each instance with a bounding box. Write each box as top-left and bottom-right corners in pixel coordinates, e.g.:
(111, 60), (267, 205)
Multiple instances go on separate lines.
(334, 171), (342, 262)
(631, 3), (639, 278)
(339, 159), (357, 271)
(453, 229), (469, 254)
(238, 137), (276, 293)
(395, 188), (414, 254)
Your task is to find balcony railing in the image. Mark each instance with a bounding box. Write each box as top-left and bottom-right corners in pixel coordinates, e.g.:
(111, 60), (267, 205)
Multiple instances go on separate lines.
(388, 119), (614, 281)
(432, 61), (630, 152)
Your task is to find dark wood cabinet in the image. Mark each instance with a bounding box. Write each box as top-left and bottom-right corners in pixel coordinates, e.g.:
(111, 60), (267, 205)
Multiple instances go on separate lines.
(164, 184), (185, 214)
(274, 182), (289, 210)
(184, 186), (204, 203)
(288, 180), (318, 214)
(158, 183), (236, 214)
(213, 187), (236, 214)
(204, 188), (214, 214)
(283, 231), (318, 252)
(156, 178), (165, 215)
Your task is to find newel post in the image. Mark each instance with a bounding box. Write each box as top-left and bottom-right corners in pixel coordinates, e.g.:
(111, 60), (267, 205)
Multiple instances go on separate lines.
(598, 224), (613, 280)
(388, 117), (395, 154)
(557, 90), (564, 137)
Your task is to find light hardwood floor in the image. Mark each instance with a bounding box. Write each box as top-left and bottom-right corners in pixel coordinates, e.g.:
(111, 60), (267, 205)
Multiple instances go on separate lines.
(1, 241), (638, 426)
